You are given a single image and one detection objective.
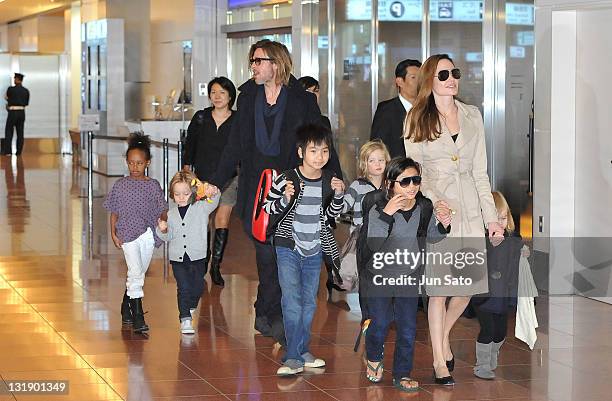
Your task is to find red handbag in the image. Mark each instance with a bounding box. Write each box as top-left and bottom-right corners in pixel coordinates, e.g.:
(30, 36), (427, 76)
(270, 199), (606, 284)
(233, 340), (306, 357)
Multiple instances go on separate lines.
(252, 168), (278, 242)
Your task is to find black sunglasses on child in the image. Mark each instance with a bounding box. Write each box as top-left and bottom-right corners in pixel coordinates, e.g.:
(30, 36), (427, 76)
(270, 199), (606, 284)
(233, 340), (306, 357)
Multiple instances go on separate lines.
(436, 68), (461, 81)
(391, 176), (422, 187)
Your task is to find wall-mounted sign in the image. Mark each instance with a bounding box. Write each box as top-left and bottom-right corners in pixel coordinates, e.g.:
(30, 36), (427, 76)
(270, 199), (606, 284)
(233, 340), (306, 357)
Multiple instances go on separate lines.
(228, 0), (265, 9)
(79, 114), (100, 132)
(347, 0), (533, 26)
(465, 52), (483, 62)
(509, 46), (526, 58)
(430, 0), (483, 22)
(379, 0), (423, 21)
(318, 36), (329, 49)
(507, 3), (534, 25)
(516, 31), (535, 46)
(437, 2), (454, 19)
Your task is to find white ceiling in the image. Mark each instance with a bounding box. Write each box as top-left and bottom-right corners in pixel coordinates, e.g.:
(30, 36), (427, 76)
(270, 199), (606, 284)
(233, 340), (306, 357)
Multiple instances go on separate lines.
(0, 0), (70, 24)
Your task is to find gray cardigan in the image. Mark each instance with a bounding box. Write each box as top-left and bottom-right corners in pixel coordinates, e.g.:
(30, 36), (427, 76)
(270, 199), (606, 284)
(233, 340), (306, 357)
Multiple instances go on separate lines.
(156, 195), (219, 262)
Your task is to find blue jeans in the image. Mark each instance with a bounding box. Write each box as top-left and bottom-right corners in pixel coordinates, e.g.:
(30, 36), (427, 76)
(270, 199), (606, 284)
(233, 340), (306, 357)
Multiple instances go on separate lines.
(171, 258), (207, 321)
(275, 246), (322, 363)
(365, 296), (418, 379)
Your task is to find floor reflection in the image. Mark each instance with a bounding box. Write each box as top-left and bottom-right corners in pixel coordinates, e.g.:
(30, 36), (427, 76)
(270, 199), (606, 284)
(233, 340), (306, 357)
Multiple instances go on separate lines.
(0, 155), (610, 401)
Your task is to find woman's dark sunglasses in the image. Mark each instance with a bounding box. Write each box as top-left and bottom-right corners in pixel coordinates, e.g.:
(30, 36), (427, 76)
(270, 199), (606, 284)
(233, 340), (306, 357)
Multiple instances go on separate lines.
(436, 68), (461, 81)
(392, 176), (422, 187)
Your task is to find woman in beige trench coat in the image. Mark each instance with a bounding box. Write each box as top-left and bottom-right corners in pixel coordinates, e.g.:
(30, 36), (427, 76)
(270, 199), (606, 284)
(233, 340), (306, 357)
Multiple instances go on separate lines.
(404, 54), (504, 385)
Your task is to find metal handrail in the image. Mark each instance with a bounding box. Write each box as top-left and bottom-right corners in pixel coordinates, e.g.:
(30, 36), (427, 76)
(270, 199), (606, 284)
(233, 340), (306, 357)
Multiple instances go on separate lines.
(91, 134), (129, 141)
(151, 139), (178, 149)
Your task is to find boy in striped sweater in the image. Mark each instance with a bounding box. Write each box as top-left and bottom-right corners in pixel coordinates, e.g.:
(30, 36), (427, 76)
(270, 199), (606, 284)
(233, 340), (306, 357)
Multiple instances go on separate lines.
(263, 124), (345, 376)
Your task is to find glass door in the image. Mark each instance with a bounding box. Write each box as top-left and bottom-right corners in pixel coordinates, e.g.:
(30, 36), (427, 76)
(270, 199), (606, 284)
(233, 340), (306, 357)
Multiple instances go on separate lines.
(430, 0), (484, 112)
(377, 0), (423, 103)
(332, 0), (373, 182)
(319, 0), (535, 223)
(504, 0), (534, 237)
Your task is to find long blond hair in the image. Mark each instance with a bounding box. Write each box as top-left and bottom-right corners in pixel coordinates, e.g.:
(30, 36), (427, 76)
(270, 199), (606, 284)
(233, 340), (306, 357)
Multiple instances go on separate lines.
(357, 140), (391, 180)
(248, 40), (292, 86)
(492, 191), (515, 233)
(404, 54), (456, 143)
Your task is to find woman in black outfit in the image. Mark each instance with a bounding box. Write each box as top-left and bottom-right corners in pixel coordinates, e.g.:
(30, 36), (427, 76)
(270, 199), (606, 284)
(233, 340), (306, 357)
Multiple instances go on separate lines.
(183, 76), (237, 287)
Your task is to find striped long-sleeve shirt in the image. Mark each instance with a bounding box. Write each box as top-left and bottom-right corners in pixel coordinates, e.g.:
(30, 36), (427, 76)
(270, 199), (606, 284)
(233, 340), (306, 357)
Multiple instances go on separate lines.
(263, 168), (344, 265)
(343, 178), (378, 231)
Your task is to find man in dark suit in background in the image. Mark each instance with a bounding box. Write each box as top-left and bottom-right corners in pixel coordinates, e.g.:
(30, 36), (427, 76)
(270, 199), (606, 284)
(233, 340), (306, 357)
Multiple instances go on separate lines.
(370, 59), (421, 158)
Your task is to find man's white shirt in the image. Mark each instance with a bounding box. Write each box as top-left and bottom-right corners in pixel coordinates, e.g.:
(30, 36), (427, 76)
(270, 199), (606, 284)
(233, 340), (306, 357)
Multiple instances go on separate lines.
(399, 94), (413, 112)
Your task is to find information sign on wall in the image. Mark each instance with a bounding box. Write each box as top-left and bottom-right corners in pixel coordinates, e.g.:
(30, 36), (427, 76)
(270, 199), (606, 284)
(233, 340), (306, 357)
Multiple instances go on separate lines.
(347, 0), (533, 26)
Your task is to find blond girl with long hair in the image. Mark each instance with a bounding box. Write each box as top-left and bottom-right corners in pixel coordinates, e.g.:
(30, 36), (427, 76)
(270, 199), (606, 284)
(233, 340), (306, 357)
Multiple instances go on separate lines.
(472, 191), (523, 380)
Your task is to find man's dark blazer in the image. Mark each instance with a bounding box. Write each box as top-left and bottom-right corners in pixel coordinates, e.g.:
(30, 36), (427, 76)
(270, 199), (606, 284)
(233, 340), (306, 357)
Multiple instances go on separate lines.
(370, 96), (408, 158)
(210, 75), (343, 233)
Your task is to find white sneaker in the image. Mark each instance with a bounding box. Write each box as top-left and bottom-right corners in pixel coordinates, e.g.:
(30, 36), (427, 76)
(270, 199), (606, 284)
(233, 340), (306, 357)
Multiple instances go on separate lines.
(277, 359), (305, 376)
(180, 319), (195, 334)
(302, 352), (326, 368)
(304, 358), (326, 368)
(277, 365), (304, 376)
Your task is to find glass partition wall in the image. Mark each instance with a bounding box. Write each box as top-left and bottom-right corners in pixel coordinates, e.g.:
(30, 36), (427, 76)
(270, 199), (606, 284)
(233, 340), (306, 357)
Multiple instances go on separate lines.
(503, 0), (535, 237)
(223, 0), (534, 233)
(377, 3), (422, 104)
(224, 1), (293, 92)
(323, 0), (534, 233)
(331, 1), (374, 181)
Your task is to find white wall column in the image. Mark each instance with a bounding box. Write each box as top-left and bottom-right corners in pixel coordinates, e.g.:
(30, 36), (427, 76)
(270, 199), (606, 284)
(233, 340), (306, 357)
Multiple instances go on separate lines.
(292, 0), (319, 79)
(193, 0), (227, 111)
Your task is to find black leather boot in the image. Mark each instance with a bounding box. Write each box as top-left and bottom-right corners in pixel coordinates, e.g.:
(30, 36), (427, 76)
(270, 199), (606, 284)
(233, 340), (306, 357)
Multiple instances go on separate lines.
(121, 290), (132, 325)
(324, 257), (345, 301)
(210, 228), (228, 287)
(203, 228), (211, 276)
(129, 297), (149, 334)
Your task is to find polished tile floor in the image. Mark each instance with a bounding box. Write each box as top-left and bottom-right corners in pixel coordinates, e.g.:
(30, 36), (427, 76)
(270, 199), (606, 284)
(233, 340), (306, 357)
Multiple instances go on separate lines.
(0, 155), (611, 401)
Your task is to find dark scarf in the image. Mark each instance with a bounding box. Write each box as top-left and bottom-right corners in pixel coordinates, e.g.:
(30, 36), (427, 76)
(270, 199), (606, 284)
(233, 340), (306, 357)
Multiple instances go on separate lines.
(254, 84), (288, 156)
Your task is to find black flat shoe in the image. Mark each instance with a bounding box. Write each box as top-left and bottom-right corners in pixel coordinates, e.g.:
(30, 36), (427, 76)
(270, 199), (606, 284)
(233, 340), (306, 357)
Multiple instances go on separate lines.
(446, 356), (455, 372)
(433, 368), (455, 386)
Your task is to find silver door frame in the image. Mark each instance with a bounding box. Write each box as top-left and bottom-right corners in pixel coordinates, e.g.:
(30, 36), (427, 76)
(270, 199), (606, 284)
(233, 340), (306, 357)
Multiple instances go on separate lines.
(319, 0), (508, 190)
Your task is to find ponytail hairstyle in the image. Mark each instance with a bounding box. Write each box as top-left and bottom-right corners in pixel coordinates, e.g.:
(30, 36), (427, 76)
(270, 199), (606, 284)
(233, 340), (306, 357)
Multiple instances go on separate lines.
(126, 132), (152, 160)
(404, 54), (455, 143)
(169, 170), (197, 201)
(383, 157), (421, 200)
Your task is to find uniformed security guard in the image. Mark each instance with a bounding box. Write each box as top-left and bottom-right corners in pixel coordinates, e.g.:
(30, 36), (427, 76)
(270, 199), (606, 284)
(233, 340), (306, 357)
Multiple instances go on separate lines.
(3, 73), (30, 155)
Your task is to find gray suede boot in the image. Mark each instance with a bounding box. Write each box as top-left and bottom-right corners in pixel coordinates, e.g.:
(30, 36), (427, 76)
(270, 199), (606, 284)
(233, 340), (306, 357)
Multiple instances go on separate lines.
(490, 339), (505, 370)
(474, 342), (495, 380)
